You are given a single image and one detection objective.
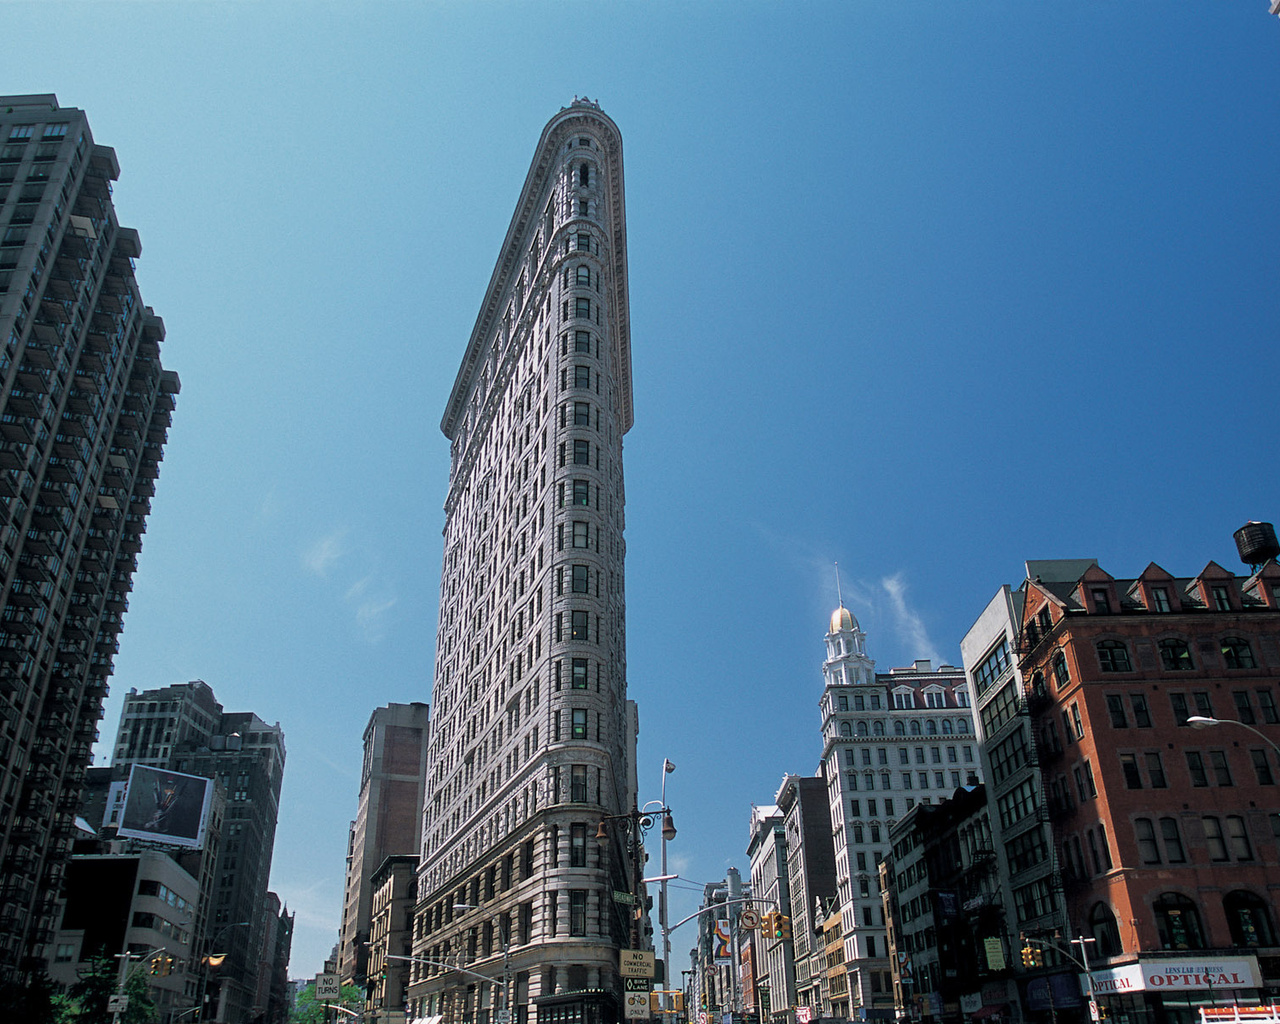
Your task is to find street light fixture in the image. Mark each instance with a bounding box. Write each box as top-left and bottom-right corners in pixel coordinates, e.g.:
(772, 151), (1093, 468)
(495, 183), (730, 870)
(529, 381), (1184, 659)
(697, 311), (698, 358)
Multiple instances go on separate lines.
(1187, 716), (1280, 758)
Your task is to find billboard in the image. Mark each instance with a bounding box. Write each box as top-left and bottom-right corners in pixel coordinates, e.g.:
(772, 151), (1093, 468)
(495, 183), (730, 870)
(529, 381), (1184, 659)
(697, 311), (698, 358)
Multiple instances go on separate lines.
(117, 764), (213, 849)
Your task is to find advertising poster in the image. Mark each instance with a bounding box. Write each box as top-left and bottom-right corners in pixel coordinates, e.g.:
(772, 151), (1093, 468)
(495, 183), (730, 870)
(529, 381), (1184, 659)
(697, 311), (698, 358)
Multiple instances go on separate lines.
(117, 764), (213, 849)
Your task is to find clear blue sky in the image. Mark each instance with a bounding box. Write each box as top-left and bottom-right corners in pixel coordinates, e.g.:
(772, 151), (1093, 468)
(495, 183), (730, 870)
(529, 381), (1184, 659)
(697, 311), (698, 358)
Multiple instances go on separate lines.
(9, 0), (1279, 980)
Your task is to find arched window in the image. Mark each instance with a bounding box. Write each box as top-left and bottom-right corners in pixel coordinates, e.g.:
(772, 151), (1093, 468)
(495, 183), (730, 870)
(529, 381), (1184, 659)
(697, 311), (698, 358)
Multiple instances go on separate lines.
(1089, 903), (1123, 957)
(909, 720), (922, 736)
(872, 721), (885, 737)
(942, 719), (954, 735)
(856, 721), (869, 737)
(926, 720), (938, 735)
(1153, 893), (1206, 950)
(1224, 890), (1277, 947)
(894, 721), (905, 737)
(576, 265), (591, 285)
(1030, 671), (1047, 699)
(579, 163), (591, 186)
(1052, 651), (1070, 688)
(839, 722), (852, 737)
(1158, 639), (1194, 671)
(1221, 638), (1257, 670)
(957, 718), (969, 733)
(1097, 640), (1132, 673)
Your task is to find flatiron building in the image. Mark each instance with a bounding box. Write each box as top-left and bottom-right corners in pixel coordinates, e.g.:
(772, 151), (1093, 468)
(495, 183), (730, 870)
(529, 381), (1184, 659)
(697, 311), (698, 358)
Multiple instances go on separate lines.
(409, 99), (640, 1024)
(0, 94), (177, 990)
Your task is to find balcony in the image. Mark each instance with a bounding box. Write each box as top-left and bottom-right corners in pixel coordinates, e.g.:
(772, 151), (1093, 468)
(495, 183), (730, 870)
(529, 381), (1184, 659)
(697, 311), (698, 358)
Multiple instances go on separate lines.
(114, 227), (141, 259)
(14, 368), (49, 393)
(15, 559), (51, 583)
(22, 350), (57, 378)
(58, 234), (90, 260)
(79, 176), (109, 200)
(0, 421), (35, 445)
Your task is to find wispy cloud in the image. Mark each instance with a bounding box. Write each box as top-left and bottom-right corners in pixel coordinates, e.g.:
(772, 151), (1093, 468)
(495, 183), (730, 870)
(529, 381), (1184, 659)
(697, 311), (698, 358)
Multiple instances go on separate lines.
(301, 533), (399, 642)
(347, 575), (397, 642)
(302, 530), (346, 577)
(881, 572), (941, 665)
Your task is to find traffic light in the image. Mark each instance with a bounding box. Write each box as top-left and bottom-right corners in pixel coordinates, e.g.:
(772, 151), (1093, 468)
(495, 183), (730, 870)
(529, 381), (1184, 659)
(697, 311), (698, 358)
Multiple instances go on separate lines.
(761, 911), (776, 936)
(149, 958), (162, 976)
(1030, 948), (1044, 968)
(777, 916), (792, 941)
(1020, 946), (1035, 968)
(1097, 1004), (1109, 1020)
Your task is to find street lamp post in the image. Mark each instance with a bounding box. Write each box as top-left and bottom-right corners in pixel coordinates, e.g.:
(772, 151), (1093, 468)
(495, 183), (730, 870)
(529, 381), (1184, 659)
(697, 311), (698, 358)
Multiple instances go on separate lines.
(201, 920), (251, 1023)
(452, 903), (512, 1024)
(660, 760), (676, 991)
(596, 803), (677, 950)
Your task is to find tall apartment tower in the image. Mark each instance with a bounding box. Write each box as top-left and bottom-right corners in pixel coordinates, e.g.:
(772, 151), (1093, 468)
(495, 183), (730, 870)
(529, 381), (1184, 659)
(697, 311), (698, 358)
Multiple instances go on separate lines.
(410, 100), (637, 1024)
(339, 701), (431, 987)
(819, 606), (978, 1019)
(0, 94), (178, 989)
(114, 683), (287, 1024)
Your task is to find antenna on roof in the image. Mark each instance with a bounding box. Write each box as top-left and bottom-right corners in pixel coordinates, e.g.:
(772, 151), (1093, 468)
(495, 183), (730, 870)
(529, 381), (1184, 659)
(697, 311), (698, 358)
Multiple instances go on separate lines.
(835, 562), (844, 607)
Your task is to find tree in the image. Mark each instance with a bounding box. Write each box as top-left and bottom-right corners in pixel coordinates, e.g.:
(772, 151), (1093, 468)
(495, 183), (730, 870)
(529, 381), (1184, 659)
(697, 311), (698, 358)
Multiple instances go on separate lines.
(64, 953), (159, 1024)
(290, 981), (363, 1024)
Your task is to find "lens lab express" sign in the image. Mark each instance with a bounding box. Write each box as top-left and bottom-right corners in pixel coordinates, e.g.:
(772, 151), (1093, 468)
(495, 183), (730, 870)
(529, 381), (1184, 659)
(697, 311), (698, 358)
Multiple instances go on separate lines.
(1084, 957), (1261, 995)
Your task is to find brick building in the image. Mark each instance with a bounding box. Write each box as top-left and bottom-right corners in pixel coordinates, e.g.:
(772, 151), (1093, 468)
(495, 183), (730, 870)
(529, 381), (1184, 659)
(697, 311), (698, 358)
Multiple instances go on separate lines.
(1016, 549), (1280, 1024)
(339, 702), (429, 989)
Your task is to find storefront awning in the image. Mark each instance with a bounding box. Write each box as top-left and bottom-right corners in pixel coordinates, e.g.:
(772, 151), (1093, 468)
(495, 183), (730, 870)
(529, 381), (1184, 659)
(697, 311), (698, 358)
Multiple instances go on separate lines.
(970, 1005), (1010, 1020)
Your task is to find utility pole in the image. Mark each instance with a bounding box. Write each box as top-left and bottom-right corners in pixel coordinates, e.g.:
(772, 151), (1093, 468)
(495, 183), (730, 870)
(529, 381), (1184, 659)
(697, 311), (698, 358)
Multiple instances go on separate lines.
(727, 868), (742, 1020)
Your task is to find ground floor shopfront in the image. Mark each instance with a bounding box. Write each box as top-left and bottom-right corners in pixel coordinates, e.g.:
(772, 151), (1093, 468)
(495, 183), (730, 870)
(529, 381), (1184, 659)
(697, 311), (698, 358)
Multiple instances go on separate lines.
(1082, 954), (1271, 1024)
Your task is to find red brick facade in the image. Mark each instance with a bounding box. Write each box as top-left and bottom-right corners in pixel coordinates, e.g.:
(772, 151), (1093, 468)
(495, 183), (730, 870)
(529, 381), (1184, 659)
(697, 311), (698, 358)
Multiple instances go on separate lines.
(1016, 558), (1280, 997)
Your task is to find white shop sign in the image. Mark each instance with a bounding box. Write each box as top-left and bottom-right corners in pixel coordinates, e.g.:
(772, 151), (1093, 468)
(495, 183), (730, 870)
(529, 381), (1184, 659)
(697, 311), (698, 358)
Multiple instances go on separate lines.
(1083, 957), (1261, 995)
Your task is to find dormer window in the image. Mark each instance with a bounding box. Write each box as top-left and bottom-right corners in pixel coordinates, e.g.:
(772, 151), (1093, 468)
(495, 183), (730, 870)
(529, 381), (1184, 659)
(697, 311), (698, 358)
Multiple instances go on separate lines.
(1211, 585), (1232, 611)
(1091, 587), (1112, 613)
(1151, 587), (1171, 613)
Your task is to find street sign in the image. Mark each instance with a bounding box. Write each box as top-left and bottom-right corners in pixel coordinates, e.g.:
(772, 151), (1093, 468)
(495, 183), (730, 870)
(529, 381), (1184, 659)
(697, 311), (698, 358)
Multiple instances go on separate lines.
(625, 978), (652, 992)
(624, 991), (650, 1019)
(497, 1011), (512, 1024)
(315, 972), (341, 1000)
(620, 950), (655, 978)
(740, 909), (760, 930)
(613, 890), (639, 905)
(107, 995), (130, 1012)
(1090, 1002), (1100, 1022)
